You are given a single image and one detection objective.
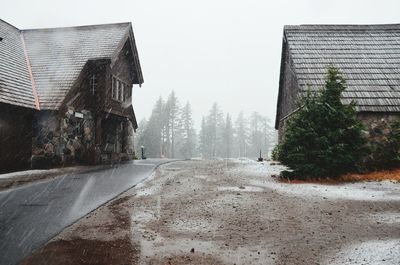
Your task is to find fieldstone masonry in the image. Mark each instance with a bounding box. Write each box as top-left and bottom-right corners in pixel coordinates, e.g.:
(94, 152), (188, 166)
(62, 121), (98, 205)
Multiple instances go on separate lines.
(358, 113), (399, 144)
(32, 108), (96, 167)
(123, 120), (136, 158)
(60, 107), (95, 164)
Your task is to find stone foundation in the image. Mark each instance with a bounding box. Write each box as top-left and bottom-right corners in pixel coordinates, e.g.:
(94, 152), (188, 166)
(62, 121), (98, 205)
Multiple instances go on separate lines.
(357, 113), (400, 144)
(32, 109), (136, 168)
(32, 108), (95, 168)
(123, 120), (136, 159)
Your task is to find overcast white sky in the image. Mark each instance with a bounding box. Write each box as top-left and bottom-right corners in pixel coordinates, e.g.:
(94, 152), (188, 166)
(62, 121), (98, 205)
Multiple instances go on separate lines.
(1, 0), (400, 128)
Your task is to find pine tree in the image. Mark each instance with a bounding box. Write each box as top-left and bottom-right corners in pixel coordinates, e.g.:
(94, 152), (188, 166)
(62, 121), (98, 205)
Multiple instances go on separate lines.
(234, 111), (249, 157)
(134, 118), (148, 156)
(161, 91), (180, 158)
(206, 103), (224, 157)
(143, 97), (164, 157)
(199, 117), (210, 158)
(179, 102), (196, 159)
(167, 91), (180, 158)
(249, 112), (264, 158)
(223, 114), (234, 158)
(278, 66), (368, 179)
(261, 117), (276, 158)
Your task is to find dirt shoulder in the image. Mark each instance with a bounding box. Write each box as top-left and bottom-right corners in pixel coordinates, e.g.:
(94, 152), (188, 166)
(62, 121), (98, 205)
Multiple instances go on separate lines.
(21, 159), (400, 265)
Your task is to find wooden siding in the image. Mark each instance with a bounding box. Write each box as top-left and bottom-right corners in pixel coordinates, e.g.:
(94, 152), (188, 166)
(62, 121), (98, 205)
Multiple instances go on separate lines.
(105, 41), (136, 119)
(276, 37), (301, 140)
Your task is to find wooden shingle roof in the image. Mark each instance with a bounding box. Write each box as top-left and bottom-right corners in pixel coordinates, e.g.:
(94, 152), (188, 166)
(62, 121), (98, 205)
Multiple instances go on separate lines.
(0, 20), (36, 109)
(285, 24), (400, 112)
(0, 20), (143, 110)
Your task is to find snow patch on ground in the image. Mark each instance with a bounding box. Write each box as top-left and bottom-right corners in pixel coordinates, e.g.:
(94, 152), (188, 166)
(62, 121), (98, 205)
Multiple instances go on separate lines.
(135, 185), (160, 197)
(134, 173), (163, 197)
(326, 240), (400, 265)
(218, 186), (264, 192)
(193, 175), (216, 182)
(131, 209), (157, 224)
(369, 212), (400, 224)
(168, 219), (218, 234)
(234, 161), (400, 202)
(0, 169), (53, 179)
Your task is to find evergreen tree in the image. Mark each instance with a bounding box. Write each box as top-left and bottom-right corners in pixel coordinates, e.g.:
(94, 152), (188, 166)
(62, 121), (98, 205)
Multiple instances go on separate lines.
(179, 102), (197, 159)
(206, 103), (224, 157)
(234, 111), (249, 157)
(160, 91), (180, 158)
(278, 66), (368, 179)
(134, 118), (148, 156)
(249, 112), (264, 158)
(261, 117), (276, 158)
(199, 117), (211, 158)
(223, 114), (234, 158)
(143, 97), (164, 157)
(167, 91), (180, 158)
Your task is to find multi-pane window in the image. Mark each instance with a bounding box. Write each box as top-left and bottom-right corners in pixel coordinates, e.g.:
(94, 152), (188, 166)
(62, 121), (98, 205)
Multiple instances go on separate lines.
(112, 77), (117, 99)
(89, 74), (97, 95)
(111, 76), (127, 102)
(118, 82), (124, 101)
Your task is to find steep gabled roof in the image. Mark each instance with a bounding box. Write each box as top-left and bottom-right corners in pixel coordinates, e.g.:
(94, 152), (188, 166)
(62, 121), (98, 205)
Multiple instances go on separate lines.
(0, 20), (143, 110)
(0, 19), (36, 109)
(276, 23), (400, 128)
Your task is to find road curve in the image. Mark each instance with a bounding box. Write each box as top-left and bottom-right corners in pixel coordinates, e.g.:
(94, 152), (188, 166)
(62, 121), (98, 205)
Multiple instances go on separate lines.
(0, 159), (168, 265)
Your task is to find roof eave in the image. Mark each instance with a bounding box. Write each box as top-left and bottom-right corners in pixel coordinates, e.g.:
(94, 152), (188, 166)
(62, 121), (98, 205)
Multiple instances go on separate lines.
(275, 30), (288, 130)
(110, 24), (144, 85)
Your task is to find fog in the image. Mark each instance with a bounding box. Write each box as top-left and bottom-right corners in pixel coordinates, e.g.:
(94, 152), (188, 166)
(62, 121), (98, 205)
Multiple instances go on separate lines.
(1, 0), (399, 128)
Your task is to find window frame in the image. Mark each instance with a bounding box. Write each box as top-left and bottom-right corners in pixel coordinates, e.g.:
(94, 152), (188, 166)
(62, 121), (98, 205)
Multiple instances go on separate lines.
(89, 74), (97, 96)
(111, 75), (127, 102)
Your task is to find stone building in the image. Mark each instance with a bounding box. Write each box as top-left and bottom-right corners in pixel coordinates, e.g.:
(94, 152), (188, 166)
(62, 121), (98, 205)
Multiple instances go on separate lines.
(275, 24), (400, 142)
(0, 19), (143, 172)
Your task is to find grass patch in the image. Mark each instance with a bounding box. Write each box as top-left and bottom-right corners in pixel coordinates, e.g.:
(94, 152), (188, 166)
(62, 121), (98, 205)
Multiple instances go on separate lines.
(279, 168), (400, 184)
(341, 169), (400, 183)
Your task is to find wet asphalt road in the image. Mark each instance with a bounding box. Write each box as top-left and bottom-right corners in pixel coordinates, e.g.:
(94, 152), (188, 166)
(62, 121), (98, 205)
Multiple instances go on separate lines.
(0, 159), (168, 265)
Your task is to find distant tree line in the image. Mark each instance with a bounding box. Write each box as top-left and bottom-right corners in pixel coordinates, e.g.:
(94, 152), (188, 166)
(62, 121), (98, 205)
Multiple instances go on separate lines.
(135, 91), (277, 159)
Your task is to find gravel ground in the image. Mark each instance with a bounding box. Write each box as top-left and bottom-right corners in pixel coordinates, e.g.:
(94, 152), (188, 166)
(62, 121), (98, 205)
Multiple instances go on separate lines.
(21, 159), (400, 265)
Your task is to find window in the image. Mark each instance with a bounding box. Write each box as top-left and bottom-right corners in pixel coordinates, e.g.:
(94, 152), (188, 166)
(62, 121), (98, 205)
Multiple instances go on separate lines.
(118, 81), (124, 101)
(112, 77), (117, 99)
(89, 74), (97, 95)
(111, 76), (127, 102)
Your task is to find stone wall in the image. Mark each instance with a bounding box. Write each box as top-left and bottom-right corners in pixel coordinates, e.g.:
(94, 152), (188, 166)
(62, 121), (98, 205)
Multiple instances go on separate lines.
(358, 113), (400, 145)
(278, 112), (400, 146)
(32, 111), (61, 168)
(123, 120), (136, 158)
(60, 107), (95, 164)
(32, 108), (95, 168)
